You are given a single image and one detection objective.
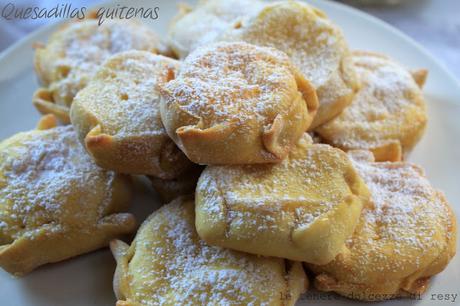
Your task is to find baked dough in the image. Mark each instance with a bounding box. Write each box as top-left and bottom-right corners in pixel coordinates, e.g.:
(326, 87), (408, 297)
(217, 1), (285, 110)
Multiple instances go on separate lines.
(219, 0), (359, 128)
(0, 116), (134, 276)
(149, 165), (204, 203)
(316, 51), (428, 162)
(160, 42), (318, 164)
(70, 51), (192, 178)
(111, 196), (307, 305)
(195, 134), (369, 264)
(167, 0), (264, 58)
(33, 18), (164, 123)
(308, 150), (457, 301)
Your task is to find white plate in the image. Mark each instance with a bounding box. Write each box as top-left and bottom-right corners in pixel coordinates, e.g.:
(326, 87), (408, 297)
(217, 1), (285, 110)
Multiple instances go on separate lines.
(0, 1), (459, 305)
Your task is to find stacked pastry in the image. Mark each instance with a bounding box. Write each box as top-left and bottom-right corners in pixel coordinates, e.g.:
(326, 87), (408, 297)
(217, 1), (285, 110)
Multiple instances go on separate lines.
(0, 1), (456, 305)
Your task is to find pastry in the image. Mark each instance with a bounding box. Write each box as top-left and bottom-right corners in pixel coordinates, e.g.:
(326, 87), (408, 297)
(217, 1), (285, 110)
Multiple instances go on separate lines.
(308, 150), (457, 301)
(167, 0), (264, 59)
(33, 18), (164, 123)
(70, 51), (192, 178)
(316, 51), (428, 162)
(149, 165), (204, 203)
(195, 134), (369, 264)
(219, 0), (359, 128)
(111, 196), (307, 305)
(0, 116), (135, 276)
(160, 42), (318, 165)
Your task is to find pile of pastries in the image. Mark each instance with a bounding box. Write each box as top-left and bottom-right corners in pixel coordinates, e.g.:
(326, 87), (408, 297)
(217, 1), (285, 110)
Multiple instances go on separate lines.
(0, 0), (457, 304)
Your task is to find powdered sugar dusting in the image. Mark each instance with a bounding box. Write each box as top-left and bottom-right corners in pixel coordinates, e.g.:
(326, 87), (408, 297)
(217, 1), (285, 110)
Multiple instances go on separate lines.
(39, 19), (161, 106)
(318, 52), (426, 150)
(163, 42), (301, 129)
(0, 126), (115, 242)
(197, 139), (355, 234)
(128, 199), (288, 305)
(346, 153), (453, 276)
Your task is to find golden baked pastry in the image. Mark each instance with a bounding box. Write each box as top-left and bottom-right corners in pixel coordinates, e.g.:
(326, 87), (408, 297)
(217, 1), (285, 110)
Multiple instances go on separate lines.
(70, 51), (191, 178)
(167, 0), (264, 58)
(149, 165), (204, 203)
(316, 51), (428, 162)
(0, 116), (135, 276)
(220, 0), (359, 128)
(195, 134), (369, 264)
(111, 196), (307, 305)
(308, 150), (457, 301)
(160, 42), (318, 165)
(33, 19), (163, 123)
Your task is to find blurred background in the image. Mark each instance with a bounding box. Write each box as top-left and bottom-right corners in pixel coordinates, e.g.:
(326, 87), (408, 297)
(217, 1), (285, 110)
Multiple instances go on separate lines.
(0, 0), (459, 79)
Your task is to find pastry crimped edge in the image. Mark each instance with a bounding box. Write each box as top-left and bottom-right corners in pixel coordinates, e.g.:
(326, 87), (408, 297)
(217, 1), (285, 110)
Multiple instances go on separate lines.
(0, 115), (136, 276)
(195, 136), (370, 264)
(110, 196), (308, 306)
(160, 42), (319, 165)
(308, 151), (457, 301)
(316, 51), (428, 162)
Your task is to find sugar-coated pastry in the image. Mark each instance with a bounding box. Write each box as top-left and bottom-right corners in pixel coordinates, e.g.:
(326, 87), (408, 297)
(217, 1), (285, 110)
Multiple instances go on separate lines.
(33, 18), (164, 123)
(167, 0), (264, 59)
(220, 0), (359, 128)
(111, 196), (307, 305)
(149, 165), (204, 203)
(160, 42), (318, 165)
(0, 116), (134, 276)
(70, 51), (192, 178)
(195, 134), (369, 264)
(316, 51), (428, 162)
(308, 151), (457, 301)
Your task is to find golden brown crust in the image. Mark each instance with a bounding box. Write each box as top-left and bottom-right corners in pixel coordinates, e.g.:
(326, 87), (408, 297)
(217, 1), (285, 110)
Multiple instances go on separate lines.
(33, 19), (164, 122)
(160, 42), (318, 165)
(195, 134), (369, 264)
(308, 152), (457, 301)
(70, 51), (192, 178)
(316, 51), (428, 162)
(111, 197), (307, 305)
(0, 122), (135, 276)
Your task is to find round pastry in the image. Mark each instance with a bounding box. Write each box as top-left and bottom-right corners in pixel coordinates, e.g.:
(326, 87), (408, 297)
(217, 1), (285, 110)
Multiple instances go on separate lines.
(167, 0), (264, 59)
(316, 51), (428, 162)
(308, 150), (457, 301)
(195, 134), (369, 264)
(33, 18), (164, 123)
(160, 42), (318, 165)
(149, 165), (204, 203)
(70, 51), (192, 178)
(0, 116), (134, 276)
(220, 0), (359, 128)
(111, 196), (307, 305)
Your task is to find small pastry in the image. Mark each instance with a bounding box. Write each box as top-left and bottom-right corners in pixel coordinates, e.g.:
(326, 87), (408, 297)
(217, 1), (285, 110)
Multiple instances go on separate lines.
(0, 116), (134, 276)
(308, 150), (457, 301)
(70, 51), (192, 178)
(111, 196), (307, 305)
(195, 134), (369, 264)
(167, 0), (264, 58)
(33, 18), (164, 123)
(160, 42), (318, 165)
(220, 0), (359, 128)
(316, 51), (428, 161)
